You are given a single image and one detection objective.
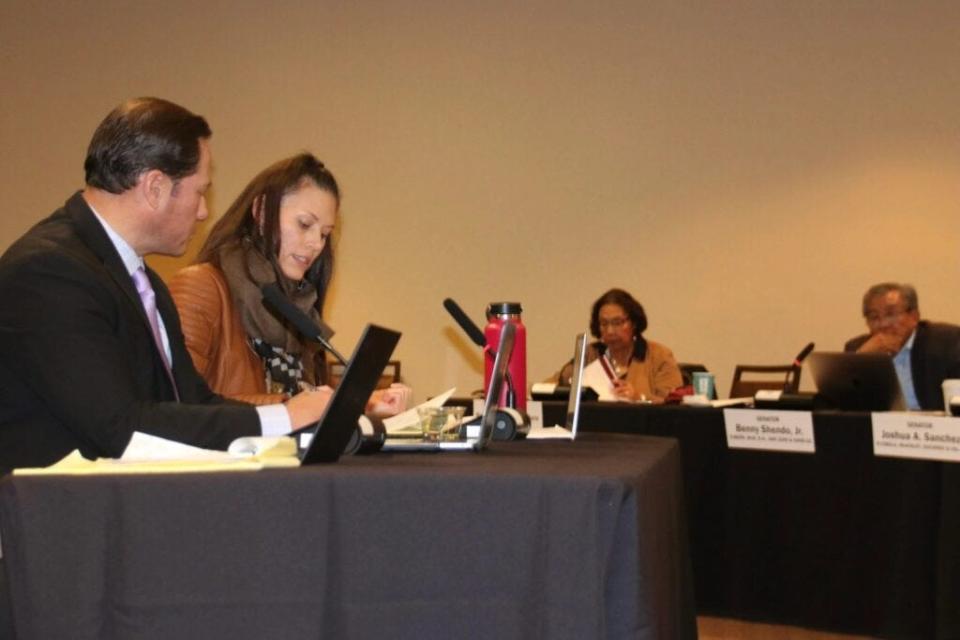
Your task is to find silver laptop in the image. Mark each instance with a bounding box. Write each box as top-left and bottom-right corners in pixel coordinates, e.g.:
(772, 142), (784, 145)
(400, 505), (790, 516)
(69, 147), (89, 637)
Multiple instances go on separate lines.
(533, 332), (588, 441)
(807, 351), (907, 411)
(381, 322), (516, 452)
(562, 332), (588, 439)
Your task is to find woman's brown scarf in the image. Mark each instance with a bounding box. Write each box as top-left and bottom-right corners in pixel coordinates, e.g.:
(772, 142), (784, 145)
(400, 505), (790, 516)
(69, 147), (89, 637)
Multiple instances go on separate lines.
(219, 240), (321, 391)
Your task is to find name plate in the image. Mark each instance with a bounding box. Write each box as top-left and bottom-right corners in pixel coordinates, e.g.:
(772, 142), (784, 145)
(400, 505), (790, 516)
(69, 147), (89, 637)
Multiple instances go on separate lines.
(723, 409), (816, 453)
(871, 412), (960, 462)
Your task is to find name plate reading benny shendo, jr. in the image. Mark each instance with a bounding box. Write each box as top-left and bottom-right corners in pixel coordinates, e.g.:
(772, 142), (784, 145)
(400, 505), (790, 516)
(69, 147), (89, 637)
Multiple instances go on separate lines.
(871, 413), (960, 462)
(723, 409), (816, 453)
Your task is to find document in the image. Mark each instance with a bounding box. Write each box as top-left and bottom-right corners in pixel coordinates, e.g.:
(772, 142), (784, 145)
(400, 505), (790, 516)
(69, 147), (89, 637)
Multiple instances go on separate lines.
(14, 432), (300, 475)
(682, 395), (752, 408)
(382, 387), (458, 434)
(526, 424), (574, 440)
(582, 360), (616, 401)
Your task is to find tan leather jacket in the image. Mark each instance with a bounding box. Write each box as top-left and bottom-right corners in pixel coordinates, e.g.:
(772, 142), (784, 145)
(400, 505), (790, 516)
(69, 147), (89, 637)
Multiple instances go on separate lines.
(167, 263), (284, 406)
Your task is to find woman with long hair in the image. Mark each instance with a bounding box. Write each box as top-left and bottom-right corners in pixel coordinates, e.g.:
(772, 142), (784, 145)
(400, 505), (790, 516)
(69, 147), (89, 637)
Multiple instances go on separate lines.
(169, 153), (407, 414)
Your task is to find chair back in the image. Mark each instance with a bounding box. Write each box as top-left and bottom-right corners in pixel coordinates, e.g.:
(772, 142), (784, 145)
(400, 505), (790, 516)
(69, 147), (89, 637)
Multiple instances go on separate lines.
(677, 362), (717, 400)
(729, 364), (800, 398)
(677, 362), (708, 387)
(328, 360), (401, 389)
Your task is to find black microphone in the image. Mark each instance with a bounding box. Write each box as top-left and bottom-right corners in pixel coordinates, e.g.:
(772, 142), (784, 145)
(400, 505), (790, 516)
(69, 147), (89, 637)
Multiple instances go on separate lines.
(261, 283), (347, 366)
(793, 342), (815, 367)
(442, 298), (486, 347)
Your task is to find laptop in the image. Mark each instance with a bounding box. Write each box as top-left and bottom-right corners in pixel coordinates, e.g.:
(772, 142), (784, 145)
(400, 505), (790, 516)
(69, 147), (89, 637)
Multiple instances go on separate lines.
(298, 324), (402, 464)
(530, 337), (598, 403)
(562, 332), (588, 439)
(807, 351), (907, 411)
(526, 332), (588, 441)
(380, 322), (516, 452)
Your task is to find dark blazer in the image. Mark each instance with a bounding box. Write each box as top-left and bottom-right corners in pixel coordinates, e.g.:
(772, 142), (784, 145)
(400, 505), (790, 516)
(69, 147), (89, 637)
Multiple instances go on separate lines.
(0, 193), (260, 470)
(845, 320), (960, 411)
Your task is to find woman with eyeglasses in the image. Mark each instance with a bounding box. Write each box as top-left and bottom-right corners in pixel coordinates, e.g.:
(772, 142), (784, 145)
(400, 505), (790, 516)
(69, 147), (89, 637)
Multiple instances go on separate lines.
(555, 288), (682, 403)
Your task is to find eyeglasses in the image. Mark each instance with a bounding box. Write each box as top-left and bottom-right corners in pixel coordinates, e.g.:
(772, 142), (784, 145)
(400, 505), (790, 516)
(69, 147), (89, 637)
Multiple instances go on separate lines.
(864, 308), (908, 326)
(599, 317), (630, 330)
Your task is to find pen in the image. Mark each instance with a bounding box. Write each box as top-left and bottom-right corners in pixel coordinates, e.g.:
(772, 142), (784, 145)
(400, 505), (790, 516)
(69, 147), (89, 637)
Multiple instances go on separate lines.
(599, 353), (618, 383)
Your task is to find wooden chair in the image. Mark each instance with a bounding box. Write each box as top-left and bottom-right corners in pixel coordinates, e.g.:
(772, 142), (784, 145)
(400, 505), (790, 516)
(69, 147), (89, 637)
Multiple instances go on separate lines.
(728, 364), (800, 398)
(327, 360), (401, 389)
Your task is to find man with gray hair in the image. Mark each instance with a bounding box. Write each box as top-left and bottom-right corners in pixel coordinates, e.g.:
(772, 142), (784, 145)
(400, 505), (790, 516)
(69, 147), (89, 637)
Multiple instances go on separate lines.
(845, 282), (960, 410)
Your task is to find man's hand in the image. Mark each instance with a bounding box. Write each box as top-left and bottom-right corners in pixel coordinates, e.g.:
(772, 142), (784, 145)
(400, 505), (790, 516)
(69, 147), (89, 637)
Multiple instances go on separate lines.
(857, 330), (908, 356)
(284, 385), (335, 430)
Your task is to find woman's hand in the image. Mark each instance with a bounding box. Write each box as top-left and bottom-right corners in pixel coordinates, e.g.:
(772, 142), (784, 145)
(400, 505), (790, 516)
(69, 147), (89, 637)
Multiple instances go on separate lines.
(367, 383), (413, 417)
(283, 382), (412, 429)
(611, 379), (638, 402)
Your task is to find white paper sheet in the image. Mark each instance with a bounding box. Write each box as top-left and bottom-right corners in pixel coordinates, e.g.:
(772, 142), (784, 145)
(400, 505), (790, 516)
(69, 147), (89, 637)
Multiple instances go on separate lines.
(525, 424), (574, 440)
(13, 432), (300, 475)
(582, 359), (616, 401)
(382, 387), (457, 434)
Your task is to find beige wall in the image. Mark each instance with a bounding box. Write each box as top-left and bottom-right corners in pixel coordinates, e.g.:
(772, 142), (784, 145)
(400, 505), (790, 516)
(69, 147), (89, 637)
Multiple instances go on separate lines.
(2, 1), (959, 400)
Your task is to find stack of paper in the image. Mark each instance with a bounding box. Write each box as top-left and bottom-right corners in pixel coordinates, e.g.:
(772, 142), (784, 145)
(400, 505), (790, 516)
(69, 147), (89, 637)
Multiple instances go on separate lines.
(14, 432), (300, 476)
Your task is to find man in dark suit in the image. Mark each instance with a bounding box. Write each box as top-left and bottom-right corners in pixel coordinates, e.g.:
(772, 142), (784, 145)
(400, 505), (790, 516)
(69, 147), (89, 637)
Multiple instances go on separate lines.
(0, 97), (334, 472)
(845, 282), (960, 411)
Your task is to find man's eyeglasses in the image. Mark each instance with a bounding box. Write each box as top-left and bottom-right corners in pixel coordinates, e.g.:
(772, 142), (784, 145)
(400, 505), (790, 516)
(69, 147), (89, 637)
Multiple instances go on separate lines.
(864, 309), (908, 326)
(599, 317), (630, 330)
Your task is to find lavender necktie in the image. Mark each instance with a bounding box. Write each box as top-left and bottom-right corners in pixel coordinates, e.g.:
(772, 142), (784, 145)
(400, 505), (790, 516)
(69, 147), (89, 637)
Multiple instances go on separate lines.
(132, 267), (179, 401)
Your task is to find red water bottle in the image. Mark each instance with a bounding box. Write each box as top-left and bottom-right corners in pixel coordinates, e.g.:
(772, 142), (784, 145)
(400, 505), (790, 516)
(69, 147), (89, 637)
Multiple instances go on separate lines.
(484, 302), (527, 412)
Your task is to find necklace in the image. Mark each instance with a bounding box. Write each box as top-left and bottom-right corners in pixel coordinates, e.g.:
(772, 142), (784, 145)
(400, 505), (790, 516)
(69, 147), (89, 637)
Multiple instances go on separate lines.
(608, 351), (632, 379)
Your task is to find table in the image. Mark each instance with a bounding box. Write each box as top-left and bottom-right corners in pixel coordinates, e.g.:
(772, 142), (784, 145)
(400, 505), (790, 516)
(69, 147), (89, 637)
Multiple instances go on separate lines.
(0, 434), (696, 640)
(540, 401), (960, 640)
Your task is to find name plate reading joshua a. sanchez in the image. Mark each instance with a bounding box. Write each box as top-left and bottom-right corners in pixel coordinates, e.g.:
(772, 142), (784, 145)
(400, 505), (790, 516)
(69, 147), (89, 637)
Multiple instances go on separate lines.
(723, 409), (816, 453)
(871, 413), (960, 462)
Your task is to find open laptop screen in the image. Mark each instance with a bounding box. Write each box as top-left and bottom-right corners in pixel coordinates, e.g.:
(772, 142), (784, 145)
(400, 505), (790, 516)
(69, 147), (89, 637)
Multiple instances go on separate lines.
(299, 324), (401, 464)
(807, 351), (906, 411)
(563, 332), (588, 438)
(475, 322), (516, 448)
(379, 321), (516, 453)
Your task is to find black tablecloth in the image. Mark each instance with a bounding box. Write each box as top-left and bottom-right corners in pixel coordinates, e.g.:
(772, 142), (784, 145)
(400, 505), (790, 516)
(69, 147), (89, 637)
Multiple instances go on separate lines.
(541, 402), (960, 640)
(0, 434), (696, 640)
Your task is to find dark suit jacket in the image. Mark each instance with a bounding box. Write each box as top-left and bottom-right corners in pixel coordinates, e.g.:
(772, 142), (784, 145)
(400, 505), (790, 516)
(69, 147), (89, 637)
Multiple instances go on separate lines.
(0, 193), (260, 470)
(845, 320), (960, 411)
